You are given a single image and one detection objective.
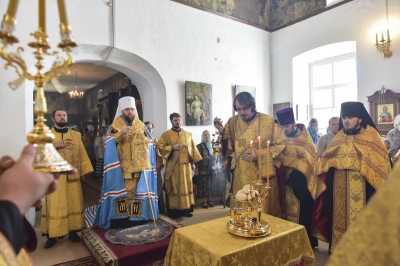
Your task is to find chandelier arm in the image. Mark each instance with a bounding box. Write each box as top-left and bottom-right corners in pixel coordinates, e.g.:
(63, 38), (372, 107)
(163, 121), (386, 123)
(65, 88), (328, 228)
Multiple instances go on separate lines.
(0, 45), (36, 84)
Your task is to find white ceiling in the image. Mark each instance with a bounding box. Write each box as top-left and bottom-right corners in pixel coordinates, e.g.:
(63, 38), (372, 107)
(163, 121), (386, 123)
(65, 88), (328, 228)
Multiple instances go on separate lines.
(44, 62), (120, 93)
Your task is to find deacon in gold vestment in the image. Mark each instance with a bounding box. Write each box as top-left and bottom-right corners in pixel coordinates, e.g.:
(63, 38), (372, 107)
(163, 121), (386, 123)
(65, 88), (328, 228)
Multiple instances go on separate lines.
(314, 102), (391, 253)
(214, 92), (286, 217)
(276, 108), (323, 248)
(41, 109), (93, 249)
(157, 113), (202, 218)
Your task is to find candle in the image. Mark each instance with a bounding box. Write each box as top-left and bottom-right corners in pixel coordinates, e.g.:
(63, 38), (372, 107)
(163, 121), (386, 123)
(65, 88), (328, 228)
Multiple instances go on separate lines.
(381, 30), (385, 42)
(267, 141), (270, 186)
(376, 33), (378, 46)
(249, 140), (253, 186)
(57, 0), (68, 24)
(387, 29), (391, 42)
(257, 136), (261, 183)
(39, 0), (46, 32)
(6, 0), (19, 17)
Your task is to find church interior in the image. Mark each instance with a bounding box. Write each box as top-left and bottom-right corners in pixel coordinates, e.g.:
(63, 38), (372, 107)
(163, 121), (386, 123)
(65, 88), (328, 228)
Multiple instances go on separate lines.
(0, 0), (399, 265)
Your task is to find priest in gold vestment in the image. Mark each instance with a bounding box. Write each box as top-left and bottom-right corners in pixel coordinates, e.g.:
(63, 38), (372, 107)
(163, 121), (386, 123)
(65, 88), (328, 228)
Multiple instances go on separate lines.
(314, 102), (391, 253)
(326, 160), (400, 265)
(157, 112), (202, 218)
(41, 109), (93, 249)
(214, 92), (286, 217)
(276, 108), (323, 248)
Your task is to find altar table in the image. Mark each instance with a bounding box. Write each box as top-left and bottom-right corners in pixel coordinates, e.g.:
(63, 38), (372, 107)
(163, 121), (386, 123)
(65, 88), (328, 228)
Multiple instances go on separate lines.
(165, 214), (315, 266)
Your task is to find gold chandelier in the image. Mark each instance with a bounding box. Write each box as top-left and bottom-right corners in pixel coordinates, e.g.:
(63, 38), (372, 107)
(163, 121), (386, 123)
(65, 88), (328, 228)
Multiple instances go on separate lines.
(69, 71), (84, 99)
(0, 0), (77, 172)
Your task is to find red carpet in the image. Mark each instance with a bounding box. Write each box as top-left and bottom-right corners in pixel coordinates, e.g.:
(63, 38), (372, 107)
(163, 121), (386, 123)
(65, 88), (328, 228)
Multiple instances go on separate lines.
(82, 215), (181, 266)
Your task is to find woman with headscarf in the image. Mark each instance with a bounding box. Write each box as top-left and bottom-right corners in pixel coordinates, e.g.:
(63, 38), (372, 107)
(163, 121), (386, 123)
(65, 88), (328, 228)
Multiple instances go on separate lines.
(387, 114), (400, 160)
(194, 130), (214, 208)
(307, 118), (319, 146)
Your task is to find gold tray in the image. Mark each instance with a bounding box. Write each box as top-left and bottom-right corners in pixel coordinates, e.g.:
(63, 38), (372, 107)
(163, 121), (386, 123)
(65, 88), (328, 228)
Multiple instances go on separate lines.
(227, 220), (271, 238)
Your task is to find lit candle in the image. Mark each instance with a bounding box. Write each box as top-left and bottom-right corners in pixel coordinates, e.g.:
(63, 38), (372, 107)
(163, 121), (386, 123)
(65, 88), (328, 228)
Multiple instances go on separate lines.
(57, 0), (68, 24)
(387, 29), (391, 42)
(6, 0), (19, 18)
(376, 33), (378, 46)
(258, 136), (261, 183)
(39, 0), (46, 32)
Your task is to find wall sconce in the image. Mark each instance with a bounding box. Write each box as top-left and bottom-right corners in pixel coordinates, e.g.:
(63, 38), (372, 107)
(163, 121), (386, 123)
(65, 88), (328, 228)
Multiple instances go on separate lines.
(375, 0), (393, 58)
(375, 30), (392, 58)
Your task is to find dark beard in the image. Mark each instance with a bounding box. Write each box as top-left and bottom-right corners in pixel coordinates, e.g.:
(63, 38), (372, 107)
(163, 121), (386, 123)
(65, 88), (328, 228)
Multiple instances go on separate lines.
(123, 114), (134, 123)
(55, 121), (67, 128)
(344, 121), (360, 134)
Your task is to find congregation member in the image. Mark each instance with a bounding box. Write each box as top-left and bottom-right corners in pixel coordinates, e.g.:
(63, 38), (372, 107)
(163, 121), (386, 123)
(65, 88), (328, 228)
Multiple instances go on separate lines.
(387, 114), (400, 160)
(213, 92), (286, 216)
(313, 102), (391, 253)
(307, 118), (319, 146)
(105, 96), (158, 228)
(195, 130), (215, 208)
(0, 145), (76, 264)
(42, 109), (93, 249)
(275, 108), (321, 248)
(93, 126), (106, 179)
(157, 113), (202, 218)
(144, 120), (166, 214)
(316, 117), (340, 156)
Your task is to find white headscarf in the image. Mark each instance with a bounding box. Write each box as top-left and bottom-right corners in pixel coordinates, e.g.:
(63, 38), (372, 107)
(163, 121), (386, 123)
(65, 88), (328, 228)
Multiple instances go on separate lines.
(113, 96), (138, 121)
(394, 114), (400, 129)
(201, 130), (213, 155)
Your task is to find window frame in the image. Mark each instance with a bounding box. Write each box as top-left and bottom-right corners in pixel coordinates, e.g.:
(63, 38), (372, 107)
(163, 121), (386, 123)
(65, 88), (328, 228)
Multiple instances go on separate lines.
(309, 53), (357, 133)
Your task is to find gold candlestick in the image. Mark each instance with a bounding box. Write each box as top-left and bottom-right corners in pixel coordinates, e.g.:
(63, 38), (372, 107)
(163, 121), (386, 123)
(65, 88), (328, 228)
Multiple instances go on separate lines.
(0, 0), (77, 173)
(265, 141), (271, 192)
(57, 0), (68, 24)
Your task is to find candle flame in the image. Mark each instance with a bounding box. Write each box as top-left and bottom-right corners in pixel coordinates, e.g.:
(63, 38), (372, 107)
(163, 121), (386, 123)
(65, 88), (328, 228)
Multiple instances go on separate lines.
(250, 140), (253, 145)
(258, 136), (260, 140)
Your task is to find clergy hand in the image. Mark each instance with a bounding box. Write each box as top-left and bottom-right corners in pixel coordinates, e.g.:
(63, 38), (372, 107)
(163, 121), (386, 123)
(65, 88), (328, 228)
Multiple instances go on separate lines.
(172, 144), (181, 151)
(54, 140), (68, 149)
(0, 145), (57, 215)
(242, 151), (257, 162)
(122, 126), (132, 134)
(213, 117), (224, 132)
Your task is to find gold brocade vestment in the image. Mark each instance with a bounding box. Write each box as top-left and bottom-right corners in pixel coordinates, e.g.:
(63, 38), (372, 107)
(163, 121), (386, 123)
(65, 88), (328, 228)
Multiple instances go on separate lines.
(223, 113), (286, 217)
(326, 162), (400, 265)
(282, 124), (324, 223)
(110, 116), (152, 197)
(0, 232), (33, 266)
(41, 129), (93, 238)
(317, 125), (391, 251)
(157, 129), (202, 210)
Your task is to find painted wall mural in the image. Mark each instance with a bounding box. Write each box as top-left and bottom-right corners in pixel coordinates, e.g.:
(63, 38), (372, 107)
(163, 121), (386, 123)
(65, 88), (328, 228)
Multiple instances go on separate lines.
(185, 81), (212, 126)
(172, 0), (328, 31)
(271, 0), (326, 29)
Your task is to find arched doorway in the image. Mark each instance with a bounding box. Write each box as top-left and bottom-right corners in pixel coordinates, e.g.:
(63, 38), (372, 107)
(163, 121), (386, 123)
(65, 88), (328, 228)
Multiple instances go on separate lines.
(36, 44), (168, 137)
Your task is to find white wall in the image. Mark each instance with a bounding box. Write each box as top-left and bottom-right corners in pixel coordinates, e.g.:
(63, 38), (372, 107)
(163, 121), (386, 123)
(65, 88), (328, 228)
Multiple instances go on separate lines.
(0, 0), (271, 155)
(271, 0), (400, 116)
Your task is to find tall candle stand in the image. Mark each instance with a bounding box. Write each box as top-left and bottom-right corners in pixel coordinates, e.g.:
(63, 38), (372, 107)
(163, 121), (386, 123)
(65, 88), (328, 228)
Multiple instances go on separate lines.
(227, 138), (271, 238)
(0, 0), (77, 172)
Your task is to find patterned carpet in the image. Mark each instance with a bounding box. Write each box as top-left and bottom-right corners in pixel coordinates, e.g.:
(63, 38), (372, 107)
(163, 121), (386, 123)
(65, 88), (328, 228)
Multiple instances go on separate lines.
(52, 256), (99, 266)
(81, 180), (100, 208)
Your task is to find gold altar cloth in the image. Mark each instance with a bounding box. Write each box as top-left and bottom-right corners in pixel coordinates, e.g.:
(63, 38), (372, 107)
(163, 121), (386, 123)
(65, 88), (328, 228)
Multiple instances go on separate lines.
(165, 214), (315, 266)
